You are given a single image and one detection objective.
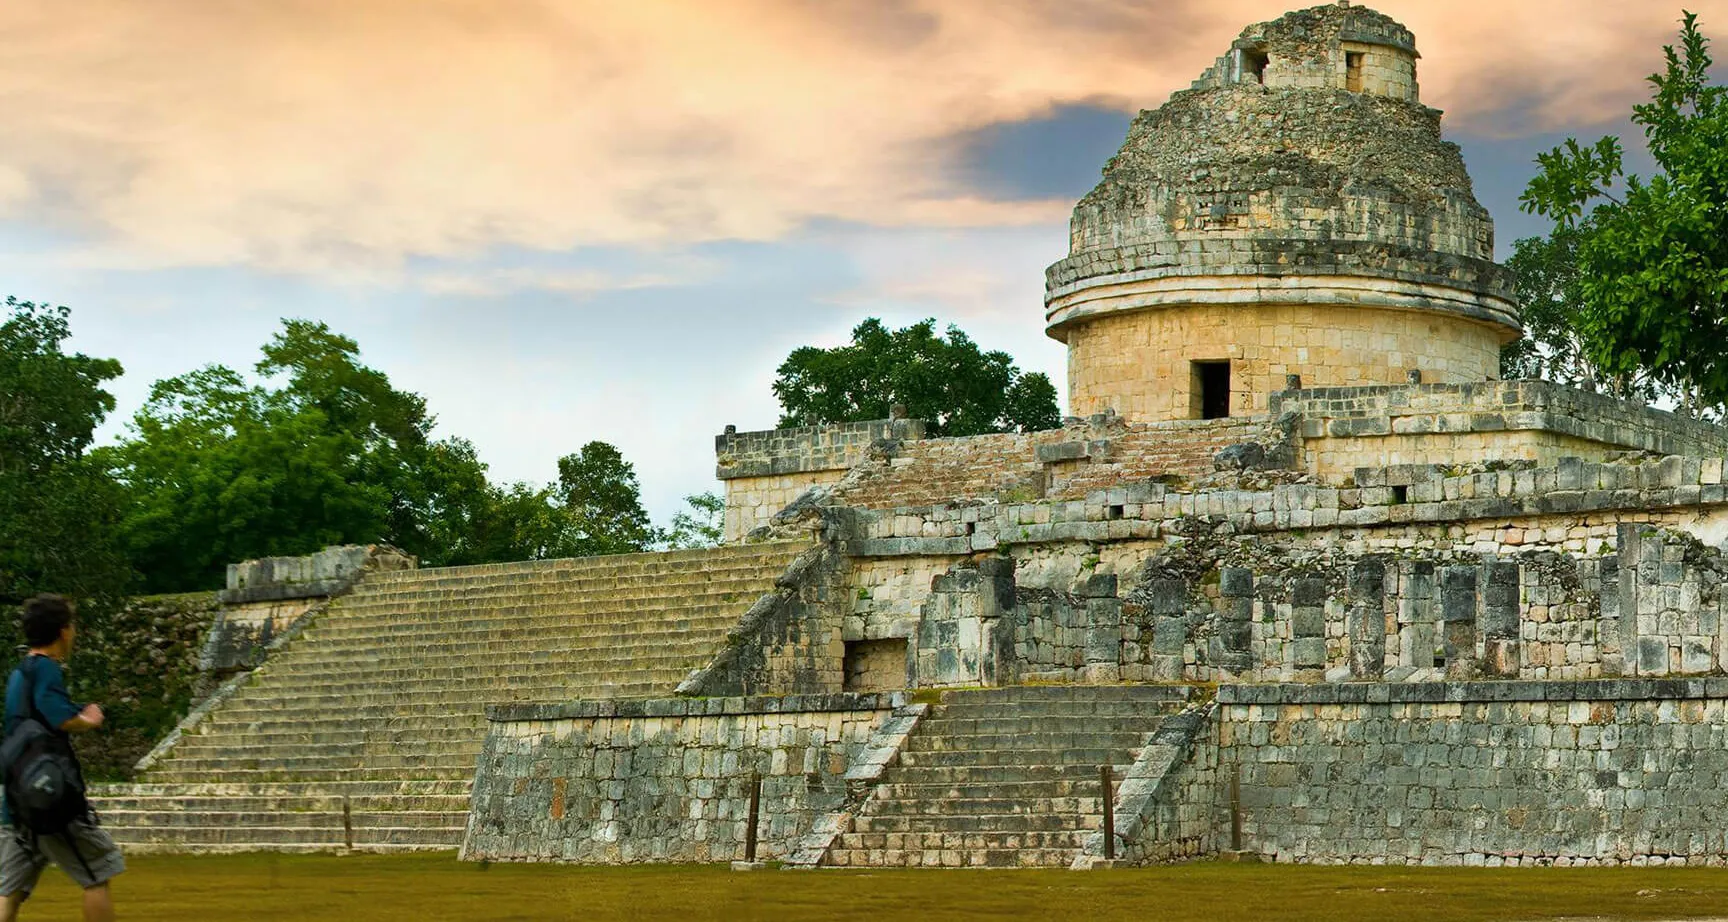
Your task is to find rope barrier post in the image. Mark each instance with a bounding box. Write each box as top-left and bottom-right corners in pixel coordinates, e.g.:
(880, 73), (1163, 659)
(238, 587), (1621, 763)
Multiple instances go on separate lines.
(744, 773), (762, 863)
(1100, 763), (1115, 861)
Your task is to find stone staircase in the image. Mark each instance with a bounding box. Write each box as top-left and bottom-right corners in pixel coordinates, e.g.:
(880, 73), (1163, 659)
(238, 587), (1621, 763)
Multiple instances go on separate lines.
(825, 685), (1192, 868)
(91, 541), (810, 853)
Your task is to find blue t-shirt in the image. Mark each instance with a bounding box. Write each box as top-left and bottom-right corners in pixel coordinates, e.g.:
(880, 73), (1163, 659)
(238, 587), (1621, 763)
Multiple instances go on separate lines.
(2, 655), (82, 825)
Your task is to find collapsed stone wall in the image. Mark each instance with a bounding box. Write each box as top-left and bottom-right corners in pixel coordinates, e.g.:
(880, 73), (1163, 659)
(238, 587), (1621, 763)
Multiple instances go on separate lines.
(1215, 680), (1728, 865)
(717, 418), (927, 540)
(676, 544), (849, 698)
(833, 413), (1282, 512)
(205, 544), (414, 678)
(463, 694), (901, 864)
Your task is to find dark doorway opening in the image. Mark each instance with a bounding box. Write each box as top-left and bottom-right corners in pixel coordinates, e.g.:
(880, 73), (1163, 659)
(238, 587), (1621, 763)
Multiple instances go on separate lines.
(1243, 48), (1270, 84)
(1346, 52), (1365, 92)
(1194, 361), (1232, 420)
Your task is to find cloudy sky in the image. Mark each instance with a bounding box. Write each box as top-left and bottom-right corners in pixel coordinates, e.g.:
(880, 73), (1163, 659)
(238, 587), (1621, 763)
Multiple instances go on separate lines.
(1, 0), (1719, 523)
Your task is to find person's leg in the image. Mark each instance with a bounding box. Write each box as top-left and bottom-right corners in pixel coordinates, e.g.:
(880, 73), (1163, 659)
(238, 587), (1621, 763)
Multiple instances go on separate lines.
(80, 883), (113, 922)
(39, 822), (121, 922)
(0, 828), (44, 922)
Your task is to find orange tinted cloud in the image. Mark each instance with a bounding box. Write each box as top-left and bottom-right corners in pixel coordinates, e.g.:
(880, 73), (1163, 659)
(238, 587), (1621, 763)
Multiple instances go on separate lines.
(0, 0), (1719, 270)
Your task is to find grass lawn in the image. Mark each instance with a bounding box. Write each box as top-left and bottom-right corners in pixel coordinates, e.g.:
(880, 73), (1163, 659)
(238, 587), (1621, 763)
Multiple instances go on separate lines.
(17, 852), (1728, 921)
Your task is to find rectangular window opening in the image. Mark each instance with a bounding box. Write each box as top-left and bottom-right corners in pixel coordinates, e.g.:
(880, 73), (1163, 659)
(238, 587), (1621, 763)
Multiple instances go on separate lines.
(1192, 361), (1232, 420)
(1243, 48), (1270, 84)
(1346, 52), (1365, 93)
(1108, 504), (1125, 521)
(1391, 485), (1409, 505)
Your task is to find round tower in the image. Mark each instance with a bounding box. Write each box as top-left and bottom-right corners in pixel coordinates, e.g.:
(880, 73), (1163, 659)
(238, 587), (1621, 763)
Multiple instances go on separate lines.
(1044, 2), (1519, 423)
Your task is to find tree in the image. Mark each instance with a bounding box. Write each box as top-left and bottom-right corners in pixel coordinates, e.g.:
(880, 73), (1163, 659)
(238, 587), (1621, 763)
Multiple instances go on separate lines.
(0, 299), (131, 603)
(664, 492), (725, 549)
(772, 318), (1061, 436)
(1520, 12), (1728, 416)
(109, 369), (392, 592)
(108, 319), (483, 590)
(554, 442), (659, 555)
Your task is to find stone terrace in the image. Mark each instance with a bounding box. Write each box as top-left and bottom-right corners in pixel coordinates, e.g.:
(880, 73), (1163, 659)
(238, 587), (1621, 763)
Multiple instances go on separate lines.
(833, 415), (1271, 511)
(93, 541), (809, 853)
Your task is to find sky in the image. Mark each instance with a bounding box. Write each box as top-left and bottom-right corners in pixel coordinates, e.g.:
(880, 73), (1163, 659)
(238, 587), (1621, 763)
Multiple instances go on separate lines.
(1, 0), (1722, 525)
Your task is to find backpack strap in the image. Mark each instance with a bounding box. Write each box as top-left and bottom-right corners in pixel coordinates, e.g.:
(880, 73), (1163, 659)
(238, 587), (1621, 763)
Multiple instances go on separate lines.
(16, 656), (93, 825)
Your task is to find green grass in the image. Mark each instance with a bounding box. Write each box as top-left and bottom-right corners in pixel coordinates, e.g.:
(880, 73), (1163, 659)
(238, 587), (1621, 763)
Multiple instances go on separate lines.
(21, 852), (1728, 921)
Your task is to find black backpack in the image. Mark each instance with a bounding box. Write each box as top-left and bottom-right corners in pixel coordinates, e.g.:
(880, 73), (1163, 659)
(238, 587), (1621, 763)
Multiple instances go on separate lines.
(0, 656), (89, 836)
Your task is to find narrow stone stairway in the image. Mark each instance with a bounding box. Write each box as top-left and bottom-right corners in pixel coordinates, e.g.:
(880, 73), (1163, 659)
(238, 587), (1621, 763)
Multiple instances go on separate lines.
(825, 685), (1193, 868)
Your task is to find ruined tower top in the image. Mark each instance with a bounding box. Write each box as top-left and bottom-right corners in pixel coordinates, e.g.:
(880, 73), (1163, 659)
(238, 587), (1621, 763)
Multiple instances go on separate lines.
(1192, 1), (1421, 101)
(1043, 2), (1521, 424)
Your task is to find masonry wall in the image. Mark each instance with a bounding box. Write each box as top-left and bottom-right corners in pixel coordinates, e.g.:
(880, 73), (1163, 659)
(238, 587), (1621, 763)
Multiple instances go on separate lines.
(722, 470), (845, 542)
(716, 418), (926, 541)
(463, 695), (900, 864)
(1062, 303), (1506, 423)
(1277, 382), (1728, 477)
(834, 414), (1274, 512)
(1216, 681), (1728, 865)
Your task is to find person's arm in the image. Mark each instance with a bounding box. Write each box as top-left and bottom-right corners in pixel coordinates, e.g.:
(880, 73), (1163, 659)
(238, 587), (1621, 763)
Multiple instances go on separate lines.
(59, 705), (103, 734)
(31, 661), (96, 733)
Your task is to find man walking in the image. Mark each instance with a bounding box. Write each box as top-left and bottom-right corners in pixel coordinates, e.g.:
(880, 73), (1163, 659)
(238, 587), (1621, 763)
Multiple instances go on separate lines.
(0, 595), (123, 922)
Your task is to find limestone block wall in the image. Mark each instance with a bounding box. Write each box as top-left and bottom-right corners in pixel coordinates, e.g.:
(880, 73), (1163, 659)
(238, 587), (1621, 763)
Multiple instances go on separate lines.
(833, 414), (1275, 511)
(220, 543), (413, 604)
(1062, 304), (1506, 422)
(1277, 381), (1728, 478)
(832, 451), (1728, 685)
(675, 545), (849, 698)
(849, 557), (957, 642)
(203, 544), (415, 676)
(717, 418), (926, 540)
(463, 694), (902, 864)
(1194, 4), (1419, 101)
(1111, 549), (1627, 684)
(910, 560), (1016, 688)
(846, 454), (1728, 563)
(721, 470), (844, 541)
(1215, 680), (1728, 865)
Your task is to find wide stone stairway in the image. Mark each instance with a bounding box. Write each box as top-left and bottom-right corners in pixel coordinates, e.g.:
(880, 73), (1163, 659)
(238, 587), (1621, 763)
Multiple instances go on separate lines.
(826, 685), (1193, 868)
(92, 541), (809, 853)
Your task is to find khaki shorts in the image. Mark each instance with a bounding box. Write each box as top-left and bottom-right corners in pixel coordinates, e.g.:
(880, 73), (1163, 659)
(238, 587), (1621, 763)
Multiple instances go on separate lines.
(0, 820), (125, 895)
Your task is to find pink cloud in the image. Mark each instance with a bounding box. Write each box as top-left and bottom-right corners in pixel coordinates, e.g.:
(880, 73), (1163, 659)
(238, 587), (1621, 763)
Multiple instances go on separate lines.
(0, 0), (1719, 270)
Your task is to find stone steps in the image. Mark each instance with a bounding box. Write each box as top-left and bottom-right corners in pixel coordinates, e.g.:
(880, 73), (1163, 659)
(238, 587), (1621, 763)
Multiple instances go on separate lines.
(210, 666), (711, 695)
(861, 796), (1104, 817)
(901, 731), (1148, 753)
(257, 651), (725, 680)
(95, 814), (463, 835)
(825, 686), (1190, 869)
(853, 814), (1104, 834)
(897, 747), (1131, 768)
(92, 795), (469, 813)
(108, 541), (807, 852)
(140, 767), (476, 784)
(93, 781), (468, 797)
(106, 824), (462, 850)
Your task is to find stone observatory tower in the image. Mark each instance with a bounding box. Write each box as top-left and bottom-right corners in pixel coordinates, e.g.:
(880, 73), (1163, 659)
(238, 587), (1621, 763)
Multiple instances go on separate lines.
(1045, 1), (1520, 423)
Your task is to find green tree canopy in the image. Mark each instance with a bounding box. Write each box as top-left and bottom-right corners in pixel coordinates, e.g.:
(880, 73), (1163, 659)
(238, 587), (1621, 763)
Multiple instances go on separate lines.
(108, 320), (495, 590)
(554, 442), (659, 555)
(664, 492), (724, 550)
(1519, 11), (1728, 416)
(0, 298), (131, 602)
(772, 318), (1061, 436)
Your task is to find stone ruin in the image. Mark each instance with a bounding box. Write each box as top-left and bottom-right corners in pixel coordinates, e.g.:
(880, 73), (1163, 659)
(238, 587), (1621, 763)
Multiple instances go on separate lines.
(93, 2), (1728, 868)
